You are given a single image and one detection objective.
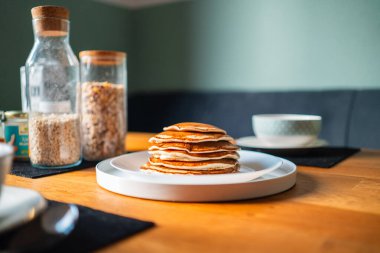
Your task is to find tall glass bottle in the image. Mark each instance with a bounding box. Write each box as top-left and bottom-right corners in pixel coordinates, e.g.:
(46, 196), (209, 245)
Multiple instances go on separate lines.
(26, 6), (81, 168)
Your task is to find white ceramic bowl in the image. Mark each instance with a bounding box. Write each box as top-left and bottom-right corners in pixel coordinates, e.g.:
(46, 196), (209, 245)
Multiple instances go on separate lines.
(0, 143), (14, 198)
(252, 114), (322, 147)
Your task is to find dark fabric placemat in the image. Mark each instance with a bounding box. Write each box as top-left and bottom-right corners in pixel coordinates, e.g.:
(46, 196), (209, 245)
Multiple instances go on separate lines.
(51, 201), (155, 252)
(9, 160), (99, 179)
(0, 200), (155, 252)
(240, 147), (360, 168)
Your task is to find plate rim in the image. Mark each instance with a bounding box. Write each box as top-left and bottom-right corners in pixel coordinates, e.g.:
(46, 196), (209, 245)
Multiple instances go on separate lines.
(100, 150), (296, 186)
(96, 156), (297, 202)
(109, 150), (285, 185)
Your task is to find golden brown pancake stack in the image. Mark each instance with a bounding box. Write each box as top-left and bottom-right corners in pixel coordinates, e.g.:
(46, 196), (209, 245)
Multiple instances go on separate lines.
(142, 122), (240, 175)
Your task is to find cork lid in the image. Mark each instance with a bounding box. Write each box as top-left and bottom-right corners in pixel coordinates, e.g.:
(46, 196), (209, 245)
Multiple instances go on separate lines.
(80, 50), (127, 65)
(31, 6), (69, 36)
(31, 6), (69, 20)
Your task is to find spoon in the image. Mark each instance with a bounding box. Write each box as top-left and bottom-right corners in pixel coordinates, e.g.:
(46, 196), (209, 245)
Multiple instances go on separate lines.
(5, 203), (79, 253)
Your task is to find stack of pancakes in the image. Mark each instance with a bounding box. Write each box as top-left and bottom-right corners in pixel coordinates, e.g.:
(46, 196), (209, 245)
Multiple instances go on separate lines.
(142, 122), (240, 175)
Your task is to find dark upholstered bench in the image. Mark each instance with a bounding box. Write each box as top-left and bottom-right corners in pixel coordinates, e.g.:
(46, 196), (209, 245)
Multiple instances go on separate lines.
(128, 89), (380, 149)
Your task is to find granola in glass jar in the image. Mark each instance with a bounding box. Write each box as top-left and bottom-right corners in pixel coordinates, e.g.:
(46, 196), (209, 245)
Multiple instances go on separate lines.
(81, 82), (126, 161)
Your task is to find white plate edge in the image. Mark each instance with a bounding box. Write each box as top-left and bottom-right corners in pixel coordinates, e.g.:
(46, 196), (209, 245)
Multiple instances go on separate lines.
(108, 150), (285, 185)
(97, 154), (297, 186)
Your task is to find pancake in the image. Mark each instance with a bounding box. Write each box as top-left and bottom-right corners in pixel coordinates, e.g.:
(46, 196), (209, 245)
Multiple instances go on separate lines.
(149, 131), (234, 144)
(149, 141), (239, 153)
(141, 163), (239, 175)
(148, 157), (237, 170)
(149, 150), (240, 161)
(163, 122), (226, 134)
(143, 122), (240, 175)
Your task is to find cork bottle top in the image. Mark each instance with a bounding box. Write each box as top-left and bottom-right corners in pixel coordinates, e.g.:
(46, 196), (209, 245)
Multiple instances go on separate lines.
(80, 50), (127, 65)
(31, 6), (70, 37)
(31, 6), (69, 20)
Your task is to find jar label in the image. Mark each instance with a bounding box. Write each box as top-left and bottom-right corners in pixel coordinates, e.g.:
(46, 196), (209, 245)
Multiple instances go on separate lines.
(4, 124), (29, 158)
(39, 101), (71, 113)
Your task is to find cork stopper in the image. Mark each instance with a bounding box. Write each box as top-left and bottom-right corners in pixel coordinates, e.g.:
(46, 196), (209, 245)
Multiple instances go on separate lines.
(31, 6), (69, 37)
(80, 50), (127, 65)
(31, 6), (69, 20)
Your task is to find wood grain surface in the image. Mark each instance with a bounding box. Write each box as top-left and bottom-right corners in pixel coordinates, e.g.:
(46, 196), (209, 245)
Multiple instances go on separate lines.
(5, 133), (380, 253)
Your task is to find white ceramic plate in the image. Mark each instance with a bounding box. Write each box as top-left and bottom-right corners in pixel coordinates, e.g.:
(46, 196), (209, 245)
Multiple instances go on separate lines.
(110, 151), (283, 185)
(236, 136), (328, 149)
(0, 186), (47, 233)
(96, 151), (297, 202)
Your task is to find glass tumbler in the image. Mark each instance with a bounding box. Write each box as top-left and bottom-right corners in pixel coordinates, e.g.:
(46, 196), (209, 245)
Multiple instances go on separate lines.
(80, 50), (127, 161)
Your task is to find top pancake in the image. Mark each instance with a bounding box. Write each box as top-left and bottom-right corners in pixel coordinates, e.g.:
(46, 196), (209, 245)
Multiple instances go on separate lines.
(149, 131), (234, 144)
(163, 122), (226, 134)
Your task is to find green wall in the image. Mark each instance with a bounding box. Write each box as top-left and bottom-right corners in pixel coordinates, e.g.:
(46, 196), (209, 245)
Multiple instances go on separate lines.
(129, 0), (380, 93)
(1, 0), (380, 109)
(0, 0), (130, 110)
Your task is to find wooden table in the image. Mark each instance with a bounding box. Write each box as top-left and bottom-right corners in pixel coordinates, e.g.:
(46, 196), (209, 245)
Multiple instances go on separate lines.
(5, 133), (380, 253)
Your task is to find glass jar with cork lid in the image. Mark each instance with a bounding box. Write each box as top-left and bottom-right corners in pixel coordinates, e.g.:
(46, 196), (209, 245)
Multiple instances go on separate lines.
(25, 6), (81, 168)
(80, 50), (127, 161)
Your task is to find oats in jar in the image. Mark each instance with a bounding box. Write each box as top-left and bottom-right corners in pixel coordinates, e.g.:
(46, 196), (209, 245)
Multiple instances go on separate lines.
(81, 82), (126, 161)
(29, 113), (81, 167)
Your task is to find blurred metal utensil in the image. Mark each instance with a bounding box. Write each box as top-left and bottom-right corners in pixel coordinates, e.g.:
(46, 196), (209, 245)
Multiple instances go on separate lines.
(6, 203), (79, 253)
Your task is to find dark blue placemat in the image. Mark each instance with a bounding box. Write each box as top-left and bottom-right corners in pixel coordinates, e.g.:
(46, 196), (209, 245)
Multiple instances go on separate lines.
(0, 200), (155, 252)
(239, 146), (360, 168)
(9, 160), (99, 179)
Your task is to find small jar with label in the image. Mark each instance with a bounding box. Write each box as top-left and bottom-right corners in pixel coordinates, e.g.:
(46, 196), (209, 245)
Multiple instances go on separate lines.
(80, 50), (127, 161)
(25, 6), (81, 168)
(1, 111), (29, 161)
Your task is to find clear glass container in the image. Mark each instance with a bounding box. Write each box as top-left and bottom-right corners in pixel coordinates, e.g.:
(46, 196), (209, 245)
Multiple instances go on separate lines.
(25, 6), (81, 168)
(80, 50), (127, 161)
